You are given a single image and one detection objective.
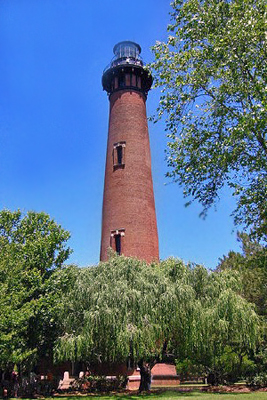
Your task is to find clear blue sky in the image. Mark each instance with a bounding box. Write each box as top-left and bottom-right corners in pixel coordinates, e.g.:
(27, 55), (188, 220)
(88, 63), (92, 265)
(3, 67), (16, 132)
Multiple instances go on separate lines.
(0, 0), (242, 269)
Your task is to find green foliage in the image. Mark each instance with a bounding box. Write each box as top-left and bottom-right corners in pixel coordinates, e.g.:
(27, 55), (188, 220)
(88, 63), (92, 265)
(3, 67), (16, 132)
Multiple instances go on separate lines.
(175, 358), (205, 379)
(0, 209), (72, 272)
(217, 236), (267, 382)
(0, 209), (74, 371)
(213, 347), (256, 383)
(55, 256), (178, 363)
(55, 256), (261, 380)
(71, 375), (128, 393)
(217, 232), (267, 316)
(176, 349), (255, 383)
(150, 0), (267, 241)
(247, 372), (267, 388)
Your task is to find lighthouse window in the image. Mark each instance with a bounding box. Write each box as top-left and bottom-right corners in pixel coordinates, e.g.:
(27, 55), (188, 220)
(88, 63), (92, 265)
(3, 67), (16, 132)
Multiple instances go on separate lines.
(117, 146), (123, 165)
(125, 73), (131, 86)
(114, 234), (121, 255)
(110, 229), (125, 256)
(114, 76), (118, 89)
(131, 74), (136, 86)
(118, 74), (125, 88)
(113, 141), (126, 169)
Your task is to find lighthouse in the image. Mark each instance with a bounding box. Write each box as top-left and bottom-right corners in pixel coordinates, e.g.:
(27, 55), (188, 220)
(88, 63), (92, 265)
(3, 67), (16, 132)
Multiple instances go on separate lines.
(100, 41), (159, 263)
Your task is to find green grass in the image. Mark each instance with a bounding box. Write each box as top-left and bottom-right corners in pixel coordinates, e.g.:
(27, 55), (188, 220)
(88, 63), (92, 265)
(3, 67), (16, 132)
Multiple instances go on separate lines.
(12, 390), (267, 400)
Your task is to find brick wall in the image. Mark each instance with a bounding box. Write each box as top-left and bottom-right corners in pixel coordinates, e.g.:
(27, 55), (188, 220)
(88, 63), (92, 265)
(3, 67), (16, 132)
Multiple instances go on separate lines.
(100, 89), (159, 263)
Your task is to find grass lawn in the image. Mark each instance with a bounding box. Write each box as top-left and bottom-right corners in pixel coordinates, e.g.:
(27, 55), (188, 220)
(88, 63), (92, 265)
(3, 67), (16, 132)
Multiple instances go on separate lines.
(14, 390), (267, 400)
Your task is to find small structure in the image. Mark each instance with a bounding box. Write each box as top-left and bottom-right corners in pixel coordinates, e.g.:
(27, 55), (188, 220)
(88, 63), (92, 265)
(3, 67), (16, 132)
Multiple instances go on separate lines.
(151, 363), (180, 387)
(127, 364), (180, 390)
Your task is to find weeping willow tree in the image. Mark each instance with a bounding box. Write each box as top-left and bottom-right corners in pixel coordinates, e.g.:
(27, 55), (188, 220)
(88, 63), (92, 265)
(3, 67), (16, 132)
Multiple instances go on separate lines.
(163, 262), (261, 374)
(54, 256), (181, 365)
(54, 256), (261, 380)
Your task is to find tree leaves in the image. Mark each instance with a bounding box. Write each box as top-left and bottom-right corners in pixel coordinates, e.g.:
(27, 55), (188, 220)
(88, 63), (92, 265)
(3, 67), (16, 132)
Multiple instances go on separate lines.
(55, 256), (261, 372)
(0, 209), (73, 371)
(150, 0), (267, 241)
(217, 232), (267, 316)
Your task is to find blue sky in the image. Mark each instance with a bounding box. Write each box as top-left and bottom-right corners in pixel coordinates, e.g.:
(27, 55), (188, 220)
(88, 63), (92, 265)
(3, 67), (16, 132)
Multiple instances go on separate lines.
(0, 0), (242, 269)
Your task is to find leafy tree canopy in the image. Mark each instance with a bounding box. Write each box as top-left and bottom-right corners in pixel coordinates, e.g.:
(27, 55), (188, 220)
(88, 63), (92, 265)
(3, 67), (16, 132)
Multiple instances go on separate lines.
(0, 209), (74, 371)
(54, 256), (261, 377)
(150, 0), (267, 241)
(0, 209), (72, 272)
(217, 232), (267, 316)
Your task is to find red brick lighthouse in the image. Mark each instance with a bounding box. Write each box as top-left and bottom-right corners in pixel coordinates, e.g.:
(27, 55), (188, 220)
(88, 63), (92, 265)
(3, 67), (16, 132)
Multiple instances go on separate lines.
(100, 41), (159, 263)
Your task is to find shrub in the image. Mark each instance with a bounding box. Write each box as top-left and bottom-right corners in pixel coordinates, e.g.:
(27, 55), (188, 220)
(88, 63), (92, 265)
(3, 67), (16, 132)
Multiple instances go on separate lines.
(70, 374), (128, 392)
(175, 358), (205, 381)
(247, 372), (267, 388)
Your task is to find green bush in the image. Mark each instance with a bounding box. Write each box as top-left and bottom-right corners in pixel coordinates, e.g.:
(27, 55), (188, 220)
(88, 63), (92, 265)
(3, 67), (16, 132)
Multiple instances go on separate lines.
(175, 358), (205, 381)
(176, 349), (257, 385)
(214, 349), (256, 383)
(247, 372), (267, 388)
(70, 374), (128, 392)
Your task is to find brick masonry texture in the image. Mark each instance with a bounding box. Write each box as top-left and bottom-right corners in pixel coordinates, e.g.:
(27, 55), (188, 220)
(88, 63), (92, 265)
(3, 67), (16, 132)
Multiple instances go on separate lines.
(100, 89), (159, 263)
